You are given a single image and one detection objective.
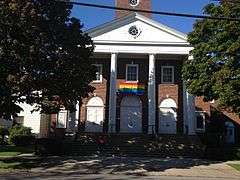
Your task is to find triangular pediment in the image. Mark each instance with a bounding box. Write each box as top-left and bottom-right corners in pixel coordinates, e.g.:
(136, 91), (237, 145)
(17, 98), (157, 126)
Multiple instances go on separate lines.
(87, 13), (188, 45)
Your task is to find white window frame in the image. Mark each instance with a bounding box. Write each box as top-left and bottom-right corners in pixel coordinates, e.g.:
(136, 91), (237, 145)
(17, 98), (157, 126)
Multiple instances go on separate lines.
(161, 66), (174, 84)
(92, 64), (103, 83)
(56, 109), (68, 129)
(126, 64), (139, 82)
(195, 111), (206, 132)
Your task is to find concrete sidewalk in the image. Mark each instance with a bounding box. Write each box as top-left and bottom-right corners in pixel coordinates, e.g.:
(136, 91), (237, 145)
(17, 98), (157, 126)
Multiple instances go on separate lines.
(0, 156), (240, 179)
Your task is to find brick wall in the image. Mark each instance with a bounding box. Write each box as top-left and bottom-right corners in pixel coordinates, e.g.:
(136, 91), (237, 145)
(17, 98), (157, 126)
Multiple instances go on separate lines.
(79, 58), (110, 132)
(116, 0), (152, 18)
(156, 60), (184, 134)
(39, 114), (50, 138)
(80, 57), (185, 134)
(195, 97), (211, 115)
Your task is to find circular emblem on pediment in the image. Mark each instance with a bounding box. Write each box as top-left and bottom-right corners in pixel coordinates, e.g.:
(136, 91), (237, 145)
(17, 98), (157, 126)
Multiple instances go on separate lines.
(129, 0), (140, 7)
(128, 25), (142, 38)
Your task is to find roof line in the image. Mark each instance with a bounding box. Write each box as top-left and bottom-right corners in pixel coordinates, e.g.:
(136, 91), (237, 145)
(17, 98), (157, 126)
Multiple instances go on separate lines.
(87, 13), (187, 41)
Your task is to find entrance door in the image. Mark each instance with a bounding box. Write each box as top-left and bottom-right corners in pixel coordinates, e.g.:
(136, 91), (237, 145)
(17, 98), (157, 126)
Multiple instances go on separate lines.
(225, 121), (235, 144)
(85, 97), (104, 132)
(120, 96), (142, 133)
(159, 98), (177, 134)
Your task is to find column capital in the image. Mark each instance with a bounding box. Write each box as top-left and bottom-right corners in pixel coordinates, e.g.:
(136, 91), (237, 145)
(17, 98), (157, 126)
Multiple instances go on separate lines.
(148, 53), (156, 56)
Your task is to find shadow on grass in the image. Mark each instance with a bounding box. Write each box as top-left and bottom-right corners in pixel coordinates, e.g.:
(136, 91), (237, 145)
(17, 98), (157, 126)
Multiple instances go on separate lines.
(0, 146), (34, 153)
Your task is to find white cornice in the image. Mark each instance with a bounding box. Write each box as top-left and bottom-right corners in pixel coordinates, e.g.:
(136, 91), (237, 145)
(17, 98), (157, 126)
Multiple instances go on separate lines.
(93, 40), (190, 46)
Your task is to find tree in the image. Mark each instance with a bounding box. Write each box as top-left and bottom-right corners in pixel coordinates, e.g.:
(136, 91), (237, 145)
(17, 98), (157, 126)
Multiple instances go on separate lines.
(182, 1), (240, 115)
(0, 0), (96, 117)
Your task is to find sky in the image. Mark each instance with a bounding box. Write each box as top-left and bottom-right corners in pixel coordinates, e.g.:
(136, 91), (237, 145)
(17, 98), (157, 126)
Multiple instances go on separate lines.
(71, 0), (218, 34)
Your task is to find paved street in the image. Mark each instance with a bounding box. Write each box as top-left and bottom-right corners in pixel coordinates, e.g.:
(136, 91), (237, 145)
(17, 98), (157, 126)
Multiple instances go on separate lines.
(0, 156), (240, 180)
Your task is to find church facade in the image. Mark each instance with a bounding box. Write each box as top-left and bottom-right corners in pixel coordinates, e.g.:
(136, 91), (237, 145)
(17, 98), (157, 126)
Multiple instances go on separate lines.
(12, 0), (240, 145)
(78, 0), (195, 135)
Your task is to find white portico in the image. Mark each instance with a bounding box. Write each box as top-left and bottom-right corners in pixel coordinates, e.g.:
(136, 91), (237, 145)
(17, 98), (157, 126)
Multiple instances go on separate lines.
(87, 13), (194, 134)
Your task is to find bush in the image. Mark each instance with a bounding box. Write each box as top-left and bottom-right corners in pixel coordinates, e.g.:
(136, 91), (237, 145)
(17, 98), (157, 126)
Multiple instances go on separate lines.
(0, 126), (9, 144)
(35, 138), (63, 156)
(8, 125), (35, 146)
(205, 147), (240, 160)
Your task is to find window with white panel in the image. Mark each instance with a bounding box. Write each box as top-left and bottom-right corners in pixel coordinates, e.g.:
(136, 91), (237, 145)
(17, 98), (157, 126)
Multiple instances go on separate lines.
(126, 64), (138, 82)
(161, 66), (174, 84)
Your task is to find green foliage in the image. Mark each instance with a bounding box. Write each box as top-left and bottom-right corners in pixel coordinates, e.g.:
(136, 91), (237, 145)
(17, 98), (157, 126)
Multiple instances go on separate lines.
(8, 125), (35, 146)
(0, 126), (9, 137)
(182, 2), (240, 115)
(205, 147), (240, 160)
(0, 126), (9, 144)
(0, 0), (96, 116)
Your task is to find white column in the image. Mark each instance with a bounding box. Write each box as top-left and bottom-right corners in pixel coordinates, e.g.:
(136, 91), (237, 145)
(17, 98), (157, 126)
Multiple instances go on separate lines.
(108, 53), (118, 133)
(148, 54), (156, 134)
(75, 101), (80, 130)
(183, 83), (188, 134)
(184, 55), (196, 135)
(187, 92), (196, 135)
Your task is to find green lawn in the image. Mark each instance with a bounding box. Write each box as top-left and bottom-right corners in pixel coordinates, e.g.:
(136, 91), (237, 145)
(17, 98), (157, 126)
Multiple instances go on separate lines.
(228, 164), (240, 171)
(0, 146), (40, 170)
(0, 158), (40, 170)
(0, 161), (22, 169)
(0, 145), (34, 157)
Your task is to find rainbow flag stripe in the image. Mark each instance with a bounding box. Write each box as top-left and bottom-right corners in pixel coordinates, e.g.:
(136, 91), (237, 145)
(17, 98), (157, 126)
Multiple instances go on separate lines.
(118, 83), (145, 95)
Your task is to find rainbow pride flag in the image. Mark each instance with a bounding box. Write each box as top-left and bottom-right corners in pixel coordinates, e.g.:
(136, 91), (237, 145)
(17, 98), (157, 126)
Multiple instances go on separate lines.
(118, 83), (145, 95)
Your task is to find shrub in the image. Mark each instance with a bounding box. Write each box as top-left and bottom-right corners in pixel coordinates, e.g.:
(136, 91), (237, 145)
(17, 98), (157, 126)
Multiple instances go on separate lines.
(8, 125), (35, 146)
(35, 138), (63, 156)
(205, 147), (240, 160)
(0, 126), (9, 144)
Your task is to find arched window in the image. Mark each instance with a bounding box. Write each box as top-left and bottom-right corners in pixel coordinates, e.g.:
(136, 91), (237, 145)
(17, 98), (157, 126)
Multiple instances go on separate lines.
(159, 98), (177, 134)
(85, 97), (104, 132)
(159, 98), (177, 109)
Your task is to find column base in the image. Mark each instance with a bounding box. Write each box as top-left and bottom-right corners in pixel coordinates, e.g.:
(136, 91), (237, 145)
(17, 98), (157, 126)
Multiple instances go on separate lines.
(108, 124), (116, 133)
(148, 125), (156, 134)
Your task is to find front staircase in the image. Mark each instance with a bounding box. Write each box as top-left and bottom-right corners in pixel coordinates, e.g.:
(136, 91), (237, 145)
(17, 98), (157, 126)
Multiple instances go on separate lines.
(63, 134), (205, 158)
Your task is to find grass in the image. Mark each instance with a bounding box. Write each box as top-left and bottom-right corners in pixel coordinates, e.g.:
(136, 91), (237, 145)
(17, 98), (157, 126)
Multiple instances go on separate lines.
(228, 164), (240, 171)
(0, 157), (40, 170)
(0, 161), (22, 169)
(0, 145), (34, 157)
(0, 145), (40, 170)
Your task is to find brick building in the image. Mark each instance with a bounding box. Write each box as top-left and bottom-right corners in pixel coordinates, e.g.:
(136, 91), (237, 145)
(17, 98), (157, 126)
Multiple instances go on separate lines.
(16, 0), (239, 145)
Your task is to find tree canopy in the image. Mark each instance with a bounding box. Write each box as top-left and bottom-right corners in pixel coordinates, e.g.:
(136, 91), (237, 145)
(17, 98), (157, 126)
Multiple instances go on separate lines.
(0, 0), (96, 117)
(183, 1), (240, 115)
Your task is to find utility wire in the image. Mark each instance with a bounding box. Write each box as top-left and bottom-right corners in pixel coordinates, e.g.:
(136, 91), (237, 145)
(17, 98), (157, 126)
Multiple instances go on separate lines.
(56, 0), (240, 21)
(211, 0), (240, 3)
